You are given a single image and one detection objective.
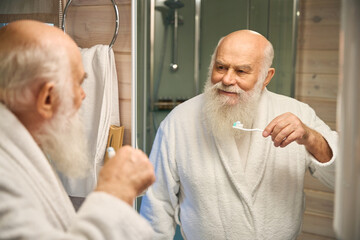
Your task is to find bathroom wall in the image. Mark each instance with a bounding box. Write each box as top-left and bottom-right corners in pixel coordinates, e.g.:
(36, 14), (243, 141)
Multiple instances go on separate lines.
(64, 0), (133, 145)
(0, 0), (59, 25)
(296, 0), (340, 239)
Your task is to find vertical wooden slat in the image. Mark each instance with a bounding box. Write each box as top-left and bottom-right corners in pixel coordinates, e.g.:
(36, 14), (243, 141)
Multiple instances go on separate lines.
(296, 0), (340, 238)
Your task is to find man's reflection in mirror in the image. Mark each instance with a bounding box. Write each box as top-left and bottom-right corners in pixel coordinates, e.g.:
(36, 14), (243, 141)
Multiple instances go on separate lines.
(140, 30), (337, 239)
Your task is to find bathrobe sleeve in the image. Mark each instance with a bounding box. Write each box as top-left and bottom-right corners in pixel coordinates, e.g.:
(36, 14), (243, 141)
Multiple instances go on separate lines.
(0, 165), (154, 240)
(304, 105), (338, 190)
(70, 192), (155, 239)
(140, 121), (180, 239)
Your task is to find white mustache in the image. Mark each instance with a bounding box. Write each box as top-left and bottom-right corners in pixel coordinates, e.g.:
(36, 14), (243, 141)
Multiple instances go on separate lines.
(213, 82), (245, 94)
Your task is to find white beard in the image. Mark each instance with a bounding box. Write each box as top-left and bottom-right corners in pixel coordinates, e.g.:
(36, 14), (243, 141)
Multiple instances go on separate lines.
(34, 105), (91, 179)
(203, 78), (264, 139)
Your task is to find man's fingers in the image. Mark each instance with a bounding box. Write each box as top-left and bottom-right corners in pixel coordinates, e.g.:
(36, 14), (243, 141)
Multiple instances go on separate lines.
(273, 125), (294, 147)
(280, 131), (298, 148)
(263, 113), (289, 137)
(271, 121), (291, 141)
(264, 112), (309, 148)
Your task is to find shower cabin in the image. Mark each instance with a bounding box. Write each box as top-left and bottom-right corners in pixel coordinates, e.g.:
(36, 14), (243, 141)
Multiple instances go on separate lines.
(134, 0), (298, 156)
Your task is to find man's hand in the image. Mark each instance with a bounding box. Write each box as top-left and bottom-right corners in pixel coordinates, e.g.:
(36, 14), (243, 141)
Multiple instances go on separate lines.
(262, 112), (310, 148)
(262, 112), (333, 163)
(95, 146), (155, 205)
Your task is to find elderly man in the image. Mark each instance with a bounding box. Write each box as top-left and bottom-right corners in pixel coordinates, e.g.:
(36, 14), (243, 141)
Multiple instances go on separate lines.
(140, 30), (337, 239)
(0, 20), (155, 239)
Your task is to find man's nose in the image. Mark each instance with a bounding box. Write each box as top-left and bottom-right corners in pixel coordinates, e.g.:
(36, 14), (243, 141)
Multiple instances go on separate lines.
(222, 69), (236, 86)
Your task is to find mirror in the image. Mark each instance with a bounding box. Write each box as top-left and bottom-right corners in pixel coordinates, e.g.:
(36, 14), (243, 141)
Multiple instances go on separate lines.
(133, 0), (339, 239)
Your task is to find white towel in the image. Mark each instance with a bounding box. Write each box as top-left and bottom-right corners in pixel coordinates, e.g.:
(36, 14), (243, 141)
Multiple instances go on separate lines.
(59, 45), (120, 197)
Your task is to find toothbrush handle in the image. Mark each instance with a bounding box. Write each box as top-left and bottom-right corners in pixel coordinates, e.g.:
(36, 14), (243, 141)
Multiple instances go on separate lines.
(232, 126), (264, 132)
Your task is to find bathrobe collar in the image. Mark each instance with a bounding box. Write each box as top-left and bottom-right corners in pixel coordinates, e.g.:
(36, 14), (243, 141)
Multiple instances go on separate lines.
(0, 103), (75, 229)
(211, 89), (272, 204)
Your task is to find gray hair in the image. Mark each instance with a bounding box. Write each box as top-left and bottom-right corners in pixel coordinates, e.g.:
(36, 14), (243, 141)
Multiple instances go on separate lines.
(207, 37), (224, 80)
(263, 41), (274, 70)
(0, 44), (71, 111)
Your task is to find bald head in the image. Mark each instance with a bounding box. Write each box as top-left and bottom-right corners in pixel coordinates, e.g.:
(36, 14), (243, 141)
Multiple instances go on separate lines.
(217, 30), (274, 71)
(0, 20), (77, 56)
(0, 20), (82, 84)
(222, 30), (270, 45)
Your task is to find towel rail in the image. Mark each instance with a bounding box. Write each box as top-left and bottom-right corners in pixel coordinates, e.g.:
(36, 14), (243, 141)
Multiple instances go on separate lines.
(61, 0), (119, 48)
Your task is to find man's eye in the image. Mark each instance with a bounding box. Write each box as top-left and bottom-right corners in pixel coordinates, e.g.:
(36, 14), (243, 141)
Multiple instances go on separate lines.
(217, 65), (224, 70)
(237, 69), (244, 73)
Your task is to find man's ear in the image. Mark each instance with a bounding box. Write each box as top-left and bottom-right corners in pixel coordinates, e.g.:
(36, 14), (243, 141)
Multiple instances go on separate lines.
(36, 82), (56, 119)
(262, 68), (275, 90)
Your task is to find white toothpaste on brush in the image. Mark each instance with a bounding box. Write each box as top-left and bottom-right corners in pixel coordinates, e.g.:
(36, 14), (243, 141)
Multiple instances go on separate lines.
(233, 121), (244, 128)
(107, 147), (116, 159)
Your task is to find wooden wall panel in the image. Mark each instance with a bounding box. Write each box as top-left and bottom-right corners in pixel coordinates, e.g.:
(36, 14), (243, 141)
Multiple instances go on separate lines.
(118, 82), (131, 100)
(65, 4), (131, 53)
(114, 53), (131, 82)
(297, 232), (336, 240)
(296, 0), (340, 239)
(297, 0), (340, 51)
(298, 97), (337, 125)
(302, 213), (336, 238)
(65, 6), (116, 46)
(296, 50), (339, 74)
(304, 189), (334, 216)
(298, 0), (340, 26)
(297, 24), (339, 50)
(0, 0), (60, 26)
(304, 171), (333, 193)
(295, 73), (338, 99)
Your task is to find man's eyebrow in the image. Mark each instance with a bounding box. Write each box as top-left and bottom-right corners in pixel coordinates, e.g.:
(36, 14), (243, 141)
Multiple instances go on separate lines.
(215, 60), (252, 71)
(215, 60), (226, 65)
(235, 64), (252, 71)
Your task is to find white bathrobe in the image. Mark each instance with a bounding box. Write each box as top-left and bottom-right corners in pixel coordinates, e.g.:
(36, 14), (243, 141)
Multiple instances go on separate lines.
(0, 103), (154, 239)
(140, 89), (337, 240)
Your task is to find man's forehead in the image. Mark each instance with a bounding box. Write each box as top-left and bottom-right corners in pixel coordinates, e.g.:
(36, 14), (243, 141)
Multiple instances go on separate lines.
(215, 48), (257, 65)
(217, 42), (263, 67)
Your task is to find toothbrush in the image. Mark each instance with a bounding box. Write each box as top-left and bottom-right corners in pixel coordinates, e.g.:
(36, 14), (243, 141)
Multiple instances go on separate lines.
(232, 121), (263, 132)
